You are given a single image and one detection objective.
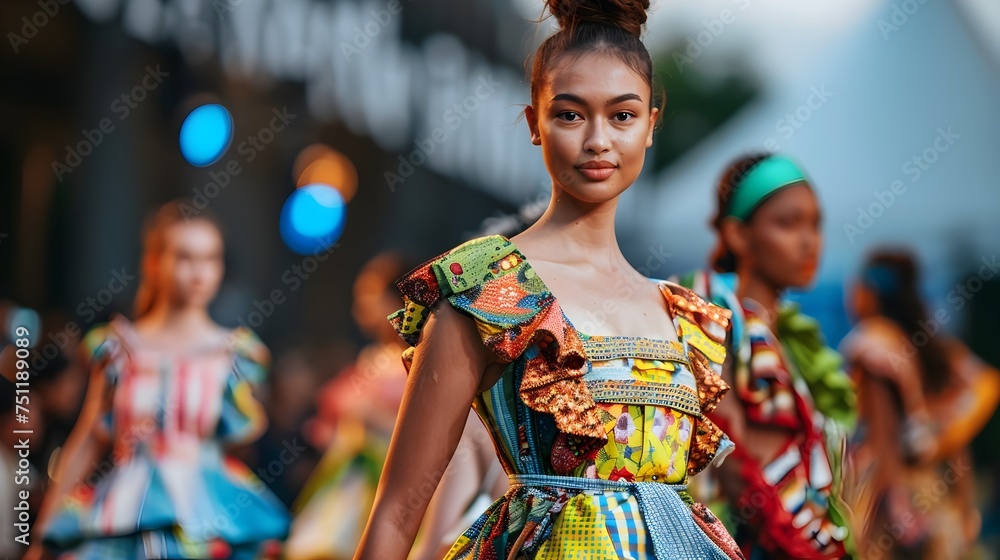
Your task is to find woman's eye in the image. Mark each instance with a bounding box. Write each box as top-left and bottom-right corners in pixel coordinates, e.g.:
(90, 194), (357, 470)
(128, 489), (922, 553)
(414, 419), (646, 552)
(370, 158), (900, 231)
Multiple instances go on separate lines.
(558, 112), (581, 122)
(613, 112), (634, 122)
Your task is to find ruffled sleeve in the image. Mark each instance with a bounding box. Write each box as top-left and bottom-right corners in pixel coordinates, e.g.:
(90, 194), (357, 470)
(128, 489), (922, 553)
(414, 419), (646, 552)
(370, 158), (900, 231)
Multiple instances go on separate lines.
(659, 281), (736, 476)
(388, 235), (606, 441)
(217, 327), (270, 443)
(231, 327), (271, 386)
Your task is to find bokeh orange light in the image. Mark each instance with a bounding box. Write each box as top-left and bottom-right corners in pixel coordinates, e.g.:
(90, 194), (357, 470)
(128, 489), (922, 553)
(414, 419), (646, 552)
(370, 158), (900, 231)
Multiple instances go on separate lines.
(292, 144), (358, 202)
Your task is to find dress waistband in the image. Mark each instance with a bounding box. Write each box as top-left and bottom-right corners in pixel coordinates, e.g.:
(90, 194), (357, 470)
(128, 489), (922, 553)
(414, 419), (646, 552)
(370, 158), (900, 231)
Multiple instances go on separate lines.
(508, 473), (687, 494)
(506, 473), (732, 560)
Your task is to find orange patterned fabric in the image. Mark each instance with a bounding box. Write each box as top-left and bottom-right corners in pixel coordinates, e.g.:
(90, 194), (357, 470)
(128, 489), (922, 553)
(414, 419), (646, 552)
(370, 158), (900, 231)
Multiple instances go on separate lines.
(658, 283), (734, 477)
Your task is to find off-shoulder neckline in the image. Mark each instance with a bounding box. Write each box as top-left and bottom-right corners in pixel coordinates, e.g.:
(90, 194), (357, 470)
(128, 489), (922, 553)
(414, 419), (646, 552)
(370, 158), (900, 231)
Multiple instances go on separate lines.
(106, 313), (244, 357)
(494, 234), (686, 347)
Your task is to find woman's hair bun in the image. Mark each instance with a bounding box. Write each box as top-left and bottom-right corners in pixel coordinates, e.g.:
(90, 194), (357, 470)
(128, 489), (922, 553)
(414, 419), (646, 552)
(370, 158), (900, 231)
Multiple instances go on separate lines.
(546, 0), (651, 38)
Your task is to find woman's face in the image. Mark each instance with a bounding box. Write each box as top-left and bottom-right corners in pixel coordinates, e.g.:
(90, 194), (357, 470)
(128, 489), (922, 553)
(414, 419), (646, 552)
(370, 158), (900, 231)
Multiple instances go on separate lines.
(155, 220), (224, 309)
(728, 183), (823, 289)
(526, 52), (658, 203)
(850, 281), (879, 321)
(352, 269), (399, 341)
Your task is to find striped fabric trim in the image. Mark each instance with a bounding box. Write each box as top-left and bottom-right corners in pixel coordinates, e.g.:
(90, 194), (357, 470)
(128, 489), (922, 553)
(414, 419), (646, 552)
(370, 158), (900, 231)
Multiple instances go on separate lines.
(582, 336), (688, 363)
(762, 443), (801, 486)
(487, 374), (526, 471)
(583, 364), (636, 383)
(585, 380), (702, 416)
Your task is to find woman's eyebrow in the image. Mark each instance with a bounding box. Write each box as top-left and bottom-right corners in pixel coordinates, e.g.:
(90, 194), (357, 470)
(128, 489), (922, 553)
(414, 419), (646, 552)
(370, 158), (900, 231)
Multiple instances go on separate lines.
(550, 93), (643, 105)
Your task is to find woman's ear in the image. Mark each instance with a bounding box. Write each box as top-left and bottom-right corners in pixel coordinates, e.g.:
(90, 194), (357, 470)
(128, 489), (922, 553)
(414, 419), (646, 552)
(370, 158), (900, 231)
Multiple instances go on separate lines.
(720, 218), (750, 265)
(525, 105), (541, 146)
(646, 106), (658, 148)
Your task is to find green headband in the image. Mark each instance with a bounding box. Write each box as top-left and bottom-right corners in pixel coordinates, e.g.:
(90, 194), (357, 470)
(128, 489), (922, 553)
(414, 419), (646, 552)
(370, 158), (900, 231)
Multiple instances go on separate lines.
(725, 155), (809, 221)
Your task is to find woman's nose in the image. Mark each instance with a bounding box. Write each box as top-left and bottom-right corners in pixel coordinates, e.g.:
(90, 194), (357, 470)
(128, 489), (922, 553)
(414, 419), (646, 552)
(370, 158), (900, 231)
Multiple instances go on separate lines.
(583, 120), (612, 154)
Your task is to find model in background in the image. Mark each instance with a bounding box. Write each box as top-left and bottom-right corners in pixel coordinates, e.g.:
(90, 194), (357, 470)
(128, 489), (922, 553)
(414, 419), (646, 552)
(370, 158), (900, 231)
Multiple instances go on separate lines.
(30, 201), (289, 560)
(284, 252), (415, 560)
(673, 153), (856, 559)
(841, 250), (1000, 560)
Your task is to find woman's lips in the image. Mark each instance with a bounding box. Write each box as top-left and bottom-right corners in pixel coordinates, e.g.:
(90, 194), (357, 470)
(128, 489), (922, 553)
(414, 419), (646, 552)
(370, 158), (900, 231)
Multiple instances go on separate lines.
(578, 167), (616, 181)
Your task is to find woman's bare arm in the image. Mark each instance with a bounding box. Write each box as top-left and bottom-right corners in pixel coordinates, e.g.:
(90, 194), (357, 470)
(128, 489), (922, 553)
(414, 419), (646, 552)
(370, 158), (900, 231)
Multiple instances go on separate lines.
(409, 411), (488, 560)
(858, 370), (904, 499)
(354, 301), (494, 560)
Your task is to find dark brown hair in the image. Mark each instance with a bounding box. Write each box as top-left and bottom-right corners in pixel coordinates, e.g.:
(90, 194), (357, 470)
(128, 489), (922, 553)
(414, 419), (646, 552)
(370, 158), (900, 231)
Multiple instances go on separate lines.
(709, 152), (771, 273)
(529, 0), (664, 123)
(861, 250), (952, 394)
(133, 200), (223, 318)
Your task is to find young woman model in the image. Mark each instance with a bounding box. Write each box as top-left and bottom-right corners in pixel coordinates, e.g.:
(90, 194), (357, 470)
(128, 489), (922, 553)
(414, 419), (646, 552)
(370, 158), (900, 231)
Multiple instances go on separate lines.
(354, 1), (744, 558)
(284, 252), (413, 560)
(841, 250), (999, 560)
(29, 201), (289, 559)
(672, 153), (857, 559)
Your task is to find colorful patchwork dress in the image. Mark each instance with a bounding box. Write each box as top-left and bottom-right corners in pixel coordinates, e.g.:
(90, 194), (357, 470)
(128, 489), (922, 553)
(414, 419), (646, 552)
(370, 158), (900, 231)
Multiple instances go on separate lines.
(41, 314), (290, 559)
(389, 235), (745, 559)
(673, 270), (856, 559)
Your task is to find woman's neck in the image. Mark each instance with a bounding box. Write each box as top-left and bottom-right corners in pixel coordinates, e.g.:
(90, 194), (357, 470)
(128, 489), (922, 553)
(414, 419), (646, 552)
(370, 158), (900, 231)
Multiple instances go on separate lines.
(517, 188), (627, 271)
(736, 272), (784, 330)
(139, 304), (213, 333)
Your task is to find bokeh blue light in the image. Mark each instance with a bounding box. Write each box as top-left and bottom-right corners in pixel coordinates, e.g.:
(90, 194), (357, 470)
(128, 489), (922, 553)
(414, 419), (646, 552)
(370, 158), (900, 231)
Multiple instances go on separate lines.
(179, 104), (233, 167)
(279, 184), (346, 255)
